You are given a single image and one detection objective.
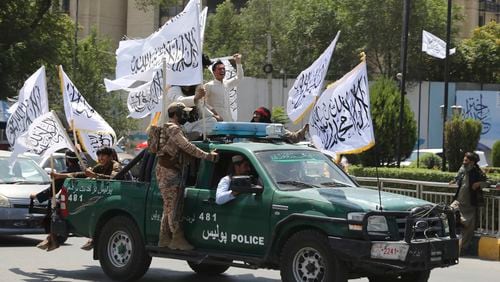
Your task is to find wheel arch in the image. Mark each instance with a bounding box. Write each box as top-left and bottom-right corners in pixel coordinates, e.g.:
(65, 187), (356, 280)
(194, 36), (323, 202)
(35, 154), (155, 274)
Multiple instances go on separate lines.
(92, 210), (142, 260)
(266, 213), (347, 265)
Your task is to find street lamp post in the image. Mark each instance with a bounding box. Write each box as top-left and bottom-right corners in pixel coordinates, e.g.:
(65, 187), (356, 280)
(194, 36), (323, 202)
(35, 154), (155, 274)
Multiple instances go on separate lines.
(442, 0), (452, 172)
(396, 0), (410, 168)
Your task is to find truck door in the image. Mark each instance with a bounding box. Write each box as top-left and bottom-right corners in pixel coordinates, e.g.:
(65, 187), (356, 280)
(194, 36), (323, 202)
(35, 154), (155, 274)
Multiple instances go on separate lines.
(185, 151), (272, 256)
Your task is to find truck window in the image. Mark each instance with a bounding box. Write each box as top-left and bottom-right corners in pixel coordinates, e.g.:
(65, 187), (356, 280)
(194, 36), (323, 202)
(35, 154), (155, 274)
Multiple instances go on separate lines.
(255, 150), (357, 190)
(208, 152), (258, 189)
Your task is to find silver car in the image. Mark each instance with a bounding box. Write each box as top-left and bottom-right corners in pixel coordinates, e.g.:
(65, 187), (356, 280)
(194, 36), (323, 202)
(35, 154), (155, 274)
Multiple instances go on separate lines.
(0, 150), (51, 234)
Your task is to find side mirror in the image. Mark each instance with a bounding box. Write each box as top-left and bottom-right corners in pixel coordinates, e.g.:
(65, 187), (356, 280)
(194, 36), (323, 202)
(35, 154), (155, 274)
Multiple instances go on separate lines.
(44, 167), (53, 175)
(230, 176), (263, 194)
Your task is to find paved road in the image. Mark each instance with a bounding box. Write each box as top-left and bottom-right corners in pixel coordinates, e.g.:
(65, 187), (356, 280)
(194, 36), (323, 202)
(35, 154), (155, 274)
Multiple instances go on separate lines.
(1, 235), (499, 282)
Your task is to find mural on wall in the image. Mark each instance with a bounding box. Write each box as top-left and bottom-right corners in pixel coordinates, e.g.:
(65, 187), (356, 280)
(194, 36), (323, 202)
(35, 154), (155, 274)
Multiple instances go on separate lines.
(456, 90), (500, 150)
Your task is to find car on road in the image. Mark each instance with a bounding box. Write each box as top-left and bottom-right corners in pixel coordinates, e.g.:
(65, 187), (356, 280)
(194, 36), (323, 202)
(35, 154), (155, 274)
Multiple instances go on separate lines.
(401, 149), (488, 167)
(0, 150), (51, 235)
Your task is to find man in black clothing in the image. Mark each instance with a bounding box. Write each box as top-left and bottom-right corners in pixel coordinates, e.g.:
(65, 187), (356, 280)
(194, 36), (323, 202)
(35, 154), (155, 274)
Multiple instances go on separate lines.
(31, 150), (84, 251)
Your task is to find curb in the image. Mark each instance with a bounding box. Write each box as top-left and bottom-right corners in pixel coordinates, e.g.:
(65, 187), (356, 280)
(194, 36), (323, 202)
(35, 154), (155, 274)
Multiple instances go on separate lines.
(478, 236), (500, 260)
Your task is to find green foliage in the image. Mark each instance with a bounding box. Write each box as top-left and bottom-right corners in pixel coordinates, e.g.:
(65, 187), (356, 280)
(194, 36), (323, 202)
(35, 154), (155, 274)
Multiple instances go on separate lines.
(444, 116), (482, 172)
(271, 106), (290, 124)
(358, 77), (417, 166)
(204, 0), (243, 59)
(454, 21), (500, 83)
(349, 165), (500, 184)
(411, 153), (442, 169)
(206, 0), (355, 80)
(492, 140), (500, 167)
(0, 0), (74, 100)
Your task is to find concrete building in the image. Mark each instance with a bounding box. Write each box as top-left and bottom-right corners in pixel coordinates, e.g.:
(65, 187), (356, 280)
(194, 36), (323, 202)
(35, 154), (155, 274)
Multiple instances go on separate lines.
(64, 0), (498, 44)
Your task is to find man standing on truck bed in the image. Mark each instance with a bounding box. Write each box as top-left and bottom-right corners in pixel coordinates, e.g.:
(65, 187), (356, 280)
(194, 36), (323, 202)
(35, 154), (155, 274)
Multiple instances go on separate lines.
(153, 102), (218, 250)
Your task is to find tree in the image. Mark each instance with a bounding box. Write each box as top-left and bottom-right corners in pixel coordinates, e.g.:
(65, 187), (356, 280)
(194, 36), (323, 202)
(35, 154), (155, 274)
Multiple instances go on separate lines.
(339, 0), (462, 81)
(204, 0), (243, 59)
(0, 0), (74, 100)
(454, 21), (500, 83)
(445, 116), (482, 172)
(359, 77), (417, 166)
(0, 1), (136, 137)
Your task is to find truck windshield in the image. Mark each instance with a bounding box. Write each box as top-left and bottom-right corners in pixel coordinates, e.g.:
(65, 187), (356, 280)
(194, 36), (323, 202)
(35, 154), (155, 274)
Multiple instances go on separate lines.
(255, 150), (356, 190)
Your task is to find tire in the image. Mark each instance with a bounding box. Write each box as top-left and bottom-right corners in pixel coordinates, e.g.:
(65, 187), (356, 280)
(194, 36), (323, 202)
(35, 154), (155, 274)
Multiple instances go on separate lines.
(369, 270), (431, 282)
(98, 216), (152, 281)
(187, 261), (230, 275)
(280, 230), (347, 282)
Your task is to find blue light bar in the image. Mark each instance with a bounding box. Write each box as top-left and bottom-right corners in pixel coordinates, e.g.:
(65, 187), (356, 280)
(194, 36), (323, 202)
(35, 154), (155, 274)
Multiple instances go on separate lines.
(210, 122), (283, 138)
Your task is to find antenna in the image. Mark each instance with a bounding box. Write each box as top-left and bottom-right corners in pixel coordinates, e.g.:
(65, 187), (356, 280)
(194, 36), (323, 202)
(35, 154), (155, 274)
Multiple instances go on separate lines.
(374, 144), (383, 211)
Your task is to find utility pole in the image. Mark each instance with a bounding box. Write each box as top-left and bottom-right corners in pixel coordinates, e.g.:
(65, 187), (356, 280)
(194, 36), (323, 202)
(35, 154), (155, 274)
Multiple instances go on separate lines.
(72, 0), (79, 78)
(442, 0), (452, 171)
(266, 0), (273, 110)
(396, 0), (410, 167)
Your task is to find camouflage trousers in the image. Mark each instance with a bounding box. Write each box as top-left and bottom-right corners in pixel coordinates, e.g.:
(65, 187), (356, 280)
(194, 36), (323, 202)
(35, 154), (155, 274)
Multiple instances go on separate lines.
(156, 166), (182, 234)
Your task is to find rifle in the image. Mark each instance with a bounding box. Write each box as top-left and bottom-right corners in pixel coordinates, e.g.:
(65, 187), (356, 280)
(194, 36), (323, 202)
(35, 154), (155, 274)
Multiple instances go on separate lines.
(173, 154), (189, 222)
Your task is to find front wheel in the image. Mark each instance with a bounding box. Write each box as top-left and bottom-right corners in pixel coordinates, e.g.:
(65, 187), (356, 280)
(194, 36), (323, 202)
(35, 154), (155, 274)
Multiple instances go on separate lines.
(280, 230), (347, 282)
(187, 261), (230, 275)
(98, 216), (152, 281)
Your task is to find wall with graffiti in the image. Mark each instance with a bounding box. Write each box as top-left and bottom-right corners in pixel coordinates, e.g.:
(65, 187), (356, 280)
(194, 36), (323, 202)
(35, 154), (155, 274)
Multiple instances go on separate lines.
(456, 90), (500, 150)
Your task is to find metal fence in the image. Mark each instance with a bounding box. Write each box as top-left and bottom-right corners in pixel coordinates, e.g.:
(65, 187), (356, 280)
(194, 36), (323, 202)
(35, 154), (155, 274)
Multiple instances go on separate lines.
(355, 177), (500, 236)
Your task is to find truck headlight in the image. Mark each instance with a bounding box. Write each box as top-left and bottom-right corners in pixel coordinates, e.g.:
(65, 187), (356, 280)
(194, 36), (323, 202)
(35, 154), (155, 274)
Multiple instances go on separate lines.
(0, 194), (10, 208)
(367, 215), (389, 232)
(347, 212), (365, 231)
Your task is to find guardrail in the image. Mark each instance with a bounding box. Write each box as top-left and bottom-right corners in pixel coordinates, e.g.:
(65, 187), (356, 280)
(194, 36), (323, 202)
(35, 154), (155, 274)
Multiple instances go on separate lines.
(355, 176), (500, 236)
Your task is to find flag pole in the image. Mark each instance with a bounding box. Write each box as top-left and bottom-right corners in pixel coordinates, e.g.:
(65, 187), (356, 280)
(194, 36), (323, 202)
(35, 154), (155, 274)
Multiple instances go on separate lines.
(160, 57), (169, 125)
(51, 111), (87, 170)
(50, 155), (57, 209)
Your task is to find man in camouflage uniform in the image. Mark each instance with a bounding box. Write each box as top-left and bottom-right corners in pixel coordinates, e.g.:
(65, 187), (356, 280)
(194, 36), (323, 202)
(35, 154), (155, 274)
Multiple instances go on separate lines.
(154, 102), (218, 250)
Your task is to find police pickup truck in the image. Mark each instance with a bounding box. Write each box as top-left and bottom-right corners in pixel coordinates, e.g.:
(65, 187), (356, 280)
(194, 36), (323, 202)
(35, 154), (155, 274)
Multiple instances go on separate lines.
(56, 123), (459, 282)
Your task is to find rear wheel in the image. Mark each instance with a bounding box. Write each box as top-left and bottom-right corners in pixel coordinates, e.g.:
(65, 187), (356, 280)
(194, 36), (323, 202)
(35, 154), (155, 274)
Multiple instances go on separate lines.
(280, 230), (347, 282)
(98, 216), (152, 281)
(187, 261), (230, 275)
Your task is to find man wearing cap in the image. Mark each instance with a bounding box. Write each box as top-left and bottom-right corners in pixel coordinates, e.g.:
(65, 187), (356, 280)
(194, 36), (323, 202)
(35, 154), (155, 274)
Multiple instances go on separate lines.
(154, 102), (218, 250)
(204, 53), (244, 122)
(216, 155), (252, 205)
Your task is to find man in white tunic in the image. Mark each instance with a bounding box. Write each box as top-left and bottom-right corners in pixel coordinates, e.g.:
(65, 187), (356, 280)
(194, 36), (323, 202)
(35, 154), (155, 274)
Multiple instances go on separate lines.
(204, 53), (244, 122)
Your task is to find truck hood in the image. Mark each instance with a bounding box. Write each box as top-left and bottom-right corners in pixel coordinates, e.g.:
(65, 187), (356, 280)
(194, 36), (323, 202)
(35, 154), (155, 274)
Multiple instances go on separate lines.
(282, 187), (430, 212)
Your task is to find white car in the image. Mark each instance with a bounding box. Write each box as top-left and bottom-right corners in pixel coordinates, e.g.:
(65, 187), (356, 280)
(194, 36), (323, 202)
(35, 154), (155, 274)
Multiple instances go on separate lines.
(0, 150), (50, 235)
(401, 149), (488, 167)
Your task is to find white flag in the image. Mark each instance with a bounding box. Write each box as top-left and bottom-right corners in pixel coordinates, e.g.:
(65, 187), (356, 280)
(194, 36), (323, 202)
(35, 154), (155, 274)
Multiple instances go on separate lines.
(309, 61), (374, 159)
(126, 69), (163, 119)
(105, 0), (202, 91)
(210, 57), (239, 121)
(6, 66), (49, 147)
(9, 112), (73, 166)
(287, 31), (340, 123)
(59, 66), (116, 161)
(422, 30), (456, 59)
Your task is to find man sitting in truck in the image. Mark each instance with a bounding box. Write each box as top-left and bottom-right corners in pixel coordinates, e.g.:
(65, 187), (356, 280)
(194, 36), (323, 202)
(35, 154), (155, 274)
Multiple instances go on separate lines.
(216, 155), (252, 205)
(153, 102), (218, 250)
(51, 146), (122, 250)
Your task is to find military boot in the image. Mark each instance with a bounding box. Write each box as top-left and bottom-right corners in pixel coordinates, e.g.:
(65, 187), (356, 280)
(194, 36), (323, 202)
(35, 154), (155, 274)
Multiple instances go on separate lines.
(168, 229), (194, 251)
(158, 229), (172, 248)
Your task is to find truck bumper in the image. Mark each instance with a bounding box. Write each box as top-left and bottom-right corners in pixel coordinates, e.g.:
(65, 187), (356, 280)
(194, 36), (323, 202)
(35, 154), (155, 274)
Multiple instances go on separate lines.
(328, 236), (459, 275)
